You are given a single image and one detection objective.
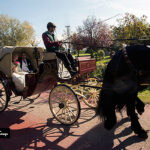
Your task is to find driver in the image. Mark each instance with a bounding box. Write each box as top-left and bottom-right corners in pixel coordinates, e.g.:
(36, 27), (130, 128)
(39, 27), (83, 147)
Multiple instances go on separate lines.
(42, 22), (77, 77)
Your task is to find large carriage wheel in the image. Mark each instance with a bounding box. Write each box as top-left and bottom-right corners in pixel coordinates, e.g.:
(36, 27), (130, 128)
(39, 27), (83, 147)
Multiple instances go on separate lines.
(49, 84), (80, 125)
(0, 80), (10, 112)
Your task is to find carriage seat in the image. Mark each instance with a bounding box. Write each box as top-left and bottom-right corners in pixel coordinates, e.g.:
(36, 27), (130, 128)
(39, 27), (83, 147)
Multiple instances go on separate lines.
(43, 52), (57, 61)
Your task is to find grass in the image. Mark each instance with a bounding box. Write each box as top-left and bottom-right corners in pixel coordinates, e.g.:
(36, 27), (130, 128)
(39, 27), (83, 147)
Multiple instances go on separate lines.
(96, 56), (111, 64)
(138, 89), (150, 104)
(73, 53), (91, 57)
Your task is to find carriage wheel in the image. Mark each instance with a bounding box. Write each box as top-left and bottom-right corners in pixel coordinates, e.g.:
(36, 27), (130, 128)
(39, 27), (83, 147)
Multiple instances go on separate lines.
(49, 84), (80, 125)
(81, 77), (102, 108)
(27, 94), (41, 100)
(0, 81), (10, 112)
(73, 78), (102, 108)
(81, 87), (100, 108)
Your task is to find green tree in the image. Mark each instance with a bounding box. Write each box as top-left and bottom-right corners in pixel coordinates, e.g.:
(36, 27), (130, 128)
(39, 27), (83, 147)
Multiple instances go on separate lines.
(112, 13), (150, 45)
(0, 14), (35, 46)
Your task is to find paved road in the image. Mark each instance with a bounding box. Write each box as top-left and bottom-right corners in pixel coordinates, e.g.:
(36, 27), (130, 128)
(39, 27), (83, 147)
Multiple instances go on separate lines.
(0, 92), (150, 150)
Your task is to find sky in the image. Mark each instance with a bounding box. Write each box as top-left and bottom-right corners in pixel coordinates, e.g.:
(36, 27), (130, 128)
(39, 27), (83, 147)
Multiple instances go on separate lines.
(0, 0), (150, 47)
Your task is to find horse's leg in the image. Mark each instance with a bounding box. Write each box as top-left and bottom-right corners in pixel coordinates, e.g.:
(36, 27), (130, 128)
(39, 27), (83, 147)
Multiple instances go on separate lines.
(136, 97), (145, 115)
(126, 93), (147, 139)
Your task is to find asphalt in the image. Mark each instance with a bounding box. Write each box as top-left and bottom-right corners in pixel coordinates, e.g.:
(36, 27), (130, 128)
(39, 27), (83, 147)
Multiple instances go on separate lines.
(0, 92), (150, 150)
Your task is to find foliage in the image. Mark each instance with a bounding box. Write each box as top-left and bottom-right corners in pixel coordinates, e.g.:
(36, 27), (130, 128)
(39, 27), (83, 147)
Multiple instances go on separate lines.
(0, 14), (35, 46)
(97, 49), (105, 60)
(112, 13), (150, 45)
(89, 63), (107, 79)
(90, 56), (110, 79)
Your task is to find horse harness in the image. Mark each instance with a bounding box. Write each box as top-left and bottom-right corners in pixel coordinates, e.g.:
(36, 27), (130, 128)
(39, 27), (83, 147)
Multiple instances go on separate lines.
(122, 46), (150, 86)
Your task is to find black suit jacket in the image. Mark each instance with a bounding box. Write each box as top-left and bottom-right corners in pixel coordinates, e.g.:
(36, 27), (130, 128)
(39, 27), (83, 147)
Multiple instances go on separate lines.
(18, 58), (35, 72)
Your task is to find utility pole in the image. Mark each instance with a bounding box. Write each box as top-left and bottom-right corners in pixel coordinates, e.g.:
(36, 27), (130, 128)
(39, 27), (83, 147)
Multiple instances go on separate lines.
(65, 25), (71, 52)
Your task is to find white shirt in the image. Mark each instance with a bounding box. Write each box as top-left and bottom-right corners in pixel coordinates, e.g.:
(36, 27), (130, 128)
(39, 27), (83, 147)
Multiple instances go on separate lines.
(22, 59), (29, 72)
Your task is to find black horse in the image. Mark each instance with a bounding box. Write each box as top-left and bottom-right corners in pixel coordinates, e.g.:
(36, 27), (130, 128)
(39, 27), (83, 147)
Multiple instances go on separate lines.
(97, 45), (150, 139)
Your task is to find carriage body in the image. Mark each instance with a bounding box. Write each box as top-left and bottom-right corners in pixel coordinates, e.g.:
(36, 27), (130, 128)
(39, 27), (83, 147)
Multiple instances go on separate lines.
(0, 46), (58, 99)
(0, 46), (97, 125)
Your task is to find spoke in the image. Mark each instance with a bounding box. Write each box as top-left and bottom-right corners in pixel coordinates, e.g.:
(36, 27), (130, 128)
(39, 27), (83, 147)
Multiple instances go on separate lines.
(67, 101), (76, 104)
(67, 108), (72, 122)
(67, 105), (77, 110)
(65, 109), (67, 122)
(55, 108), (61, 116)
(67, 107), (76, 117)
(0, 100), (3, 105)
(61, 108), (64, 120)
(87, 95), (93, 101)
(0, 97), (6, 102)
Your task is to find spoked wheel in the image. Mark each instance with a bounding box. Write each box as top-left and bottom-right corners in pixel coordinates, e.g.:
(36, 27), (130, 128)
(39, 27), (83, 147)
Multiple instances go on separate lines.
(26, 94), (41, 100)
(0, 81), (10, 112)
(81, 87), (100, 108)
(74, 77), (102, 108)
(49, 84), (80, 125)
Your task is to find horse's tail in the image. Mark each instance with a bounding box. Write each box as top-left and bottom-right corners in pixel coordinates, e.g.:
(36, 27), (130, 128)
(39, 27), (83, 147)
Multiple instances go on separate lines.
(96, 87), (117, 130)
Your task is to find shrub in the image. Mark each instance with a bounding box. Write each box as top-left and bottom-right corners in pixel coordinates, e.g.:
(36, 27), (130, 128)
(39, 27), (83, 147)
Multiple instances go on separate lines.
(97, 50), (105, 60)
(89, 63), (107, 79)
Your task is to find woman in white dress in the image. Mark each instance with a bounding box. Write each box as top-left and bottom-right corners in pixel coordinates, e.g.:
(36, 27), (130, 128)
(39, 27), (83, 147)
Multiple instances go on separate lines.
(12, 53), (28, 92)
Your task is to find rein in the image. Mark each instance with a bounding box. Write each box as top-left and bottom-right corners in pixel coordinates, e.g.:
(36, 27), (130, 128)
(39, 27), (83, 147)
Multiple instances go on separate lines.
(122, 46), (138, 75)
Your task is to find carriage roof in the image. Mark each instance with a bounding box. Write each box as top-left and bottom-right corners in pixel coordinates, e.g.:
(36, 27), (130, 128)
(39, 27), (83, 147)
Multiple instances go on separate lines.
(0, 46), (44, 59)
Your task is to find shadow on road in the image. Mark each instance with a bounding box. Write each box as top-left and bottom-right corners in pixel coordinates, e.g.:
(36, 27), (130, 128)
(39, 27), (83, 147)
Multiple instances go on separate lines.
(68, 117), (145, 150)
(0, 107), (96, 150)
(0, 100), (146, 150)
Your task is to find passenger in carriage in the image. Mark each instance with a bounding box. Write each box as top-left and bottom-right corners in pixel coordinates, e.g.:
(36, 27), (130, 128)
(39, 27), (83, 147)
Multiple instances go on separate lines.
(12, 53), (28, 92)
(18, 52), (36, 73)
(42, 22), (77, 77)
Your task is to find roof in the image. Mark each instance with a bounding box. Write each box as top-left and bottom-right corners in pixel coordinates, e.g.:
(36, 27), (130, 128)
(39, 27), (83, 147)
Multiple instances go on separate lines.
(0, 46), (44, 60)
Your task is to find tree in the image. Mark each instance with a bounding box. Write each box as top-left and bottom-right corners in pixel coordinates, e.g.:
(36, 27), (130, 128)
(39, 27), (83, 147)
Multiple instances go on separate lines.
(70, 16), (113, 52)
(0, 14), (35, 46)
(112, 13), (150, 45)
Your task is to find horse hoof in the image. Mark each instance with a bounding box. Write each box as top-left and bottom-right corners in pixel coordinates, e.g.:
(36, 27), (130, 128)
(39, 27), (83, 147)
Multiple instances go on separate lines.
(138, 132), (148, 139)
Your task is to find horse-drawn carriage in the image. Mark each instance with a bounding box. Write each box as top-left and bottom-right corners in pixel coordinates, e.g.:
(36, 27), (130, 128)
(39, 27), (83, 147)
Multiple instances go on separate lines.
(0, 46), (100, 125)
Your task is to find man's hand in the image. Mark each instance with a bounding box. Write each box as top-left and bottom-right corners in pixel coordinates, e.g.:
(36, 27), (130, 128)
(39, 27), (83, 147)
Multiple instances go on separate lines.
(58, 41), (63, 47)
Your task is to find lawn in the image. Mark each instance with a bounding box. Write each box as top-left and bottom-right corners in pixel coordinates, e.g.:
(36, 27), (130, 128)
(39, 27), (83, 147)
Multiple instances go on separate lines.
(73, 53), (91, 57)
(96, 56), (111, 64)
(138, 88), (150, 104)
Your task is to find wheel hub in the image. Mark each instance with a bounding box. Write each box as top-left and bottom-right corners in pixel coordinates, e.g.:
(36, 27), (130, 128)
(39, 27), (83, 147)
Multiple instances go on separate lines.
(59, 103), (64, 109)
